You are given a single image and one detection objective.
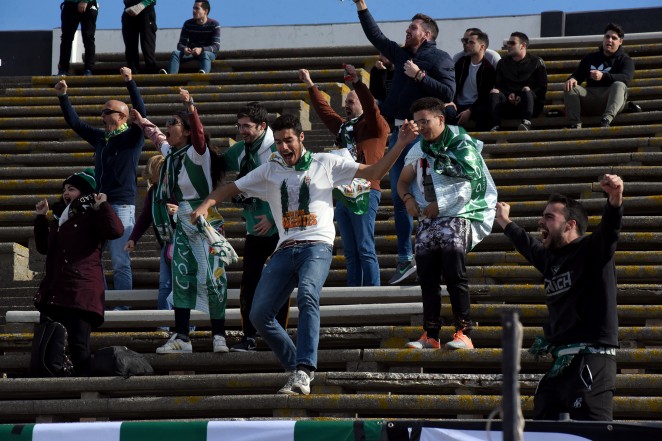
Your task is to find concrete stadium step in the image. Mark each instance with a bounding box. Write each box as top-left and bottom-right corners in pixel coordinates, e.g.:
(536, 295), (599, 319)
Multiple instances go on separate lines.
(481, 136), (662, 157)
(0, 138), (233, 155)
(6, 301), (662, 334)
(473, 123), (662, 144)
(3, 323), (661, 355)
(541, 55), (661, 74)
(30, 69), (355, 88)
(499, 110), (662, 131)
(0, 392), (659, 422)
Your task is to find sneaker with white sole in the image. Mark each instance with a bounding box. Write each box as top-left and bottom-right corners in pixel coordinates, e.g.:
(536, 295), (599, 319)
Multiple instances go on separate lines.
(213, 335), (229, 353)
(388, 260), (417, 285)
(445, 330), (474, 350)
(156, 333), (192, 354)
(158, 68), (168, 75)
(405, 332), (441, 349)
(278, 371), (297, 395)
(230, 336), (257, 352)
(291, 370), (314, 395)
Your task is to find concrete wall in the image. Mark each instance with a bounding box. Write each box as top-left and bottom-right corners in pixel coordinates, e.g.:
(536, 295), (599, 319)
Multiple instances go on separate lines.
(52, 14), (540, 74)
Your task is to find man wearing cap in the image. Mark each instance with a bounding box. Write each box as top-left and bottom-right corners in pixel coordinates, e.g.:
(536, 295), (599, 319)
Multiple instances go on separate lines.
(54, 67), (146, 295)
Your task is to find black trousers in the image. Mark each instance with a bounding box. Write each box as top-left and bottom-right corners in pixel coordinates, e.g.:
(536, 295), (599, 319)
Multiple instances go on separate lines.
(488, 90), (539, 127)
(534, 353), (616, 421)
(240, 234), (290, 338)
(40, 311), (93, 376)
(121, 6), (158, 74)
(59, 1), (97, 72)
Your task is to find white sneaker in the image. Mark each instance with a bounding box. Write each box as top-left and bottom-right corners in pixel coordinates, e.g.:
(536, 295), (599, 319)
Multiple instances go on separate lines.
(278, 371), (297, 395)
(156, 333), (192, 354)
(291, 369), (314, 395)
(213, 335), (229, 353)
(158, 68), (167, 75)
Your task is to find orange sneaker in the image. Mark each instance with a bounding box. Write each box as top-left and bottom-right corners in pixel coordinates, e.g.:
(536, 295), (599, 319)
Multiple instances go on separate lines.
(445, 330), (474, 349)
(405, 332), (441, 349)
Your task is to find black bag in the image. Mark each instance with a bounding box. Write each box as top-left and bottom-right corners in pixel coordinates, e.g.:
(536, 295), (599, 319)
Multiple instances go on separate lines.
(29, 321), (74, 377)
(91, 346), (154, 378)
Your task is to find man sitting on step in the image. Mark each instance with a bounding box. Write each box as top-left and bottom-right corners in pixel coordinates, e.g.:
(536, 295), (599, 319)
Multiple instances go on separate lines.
(563, 23), (635, 129)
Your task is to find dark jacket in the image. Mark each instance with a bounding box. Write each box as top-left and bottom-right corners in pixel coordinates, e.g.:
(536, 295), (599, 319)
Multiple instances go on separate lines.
(495, 53), (548, 104)
(568, 45), (635, 88)
(454, 55), (496, 112)
(503, 202), (621, 347)
(58, 80), (146, 206)
(358, 9), (455, 120)
(34, 201), (124, 328)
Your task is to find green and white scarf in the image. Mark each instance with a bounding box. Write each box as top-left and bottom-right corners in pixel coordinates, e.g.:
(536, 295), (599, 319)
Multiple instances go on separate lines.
(152, 145), (189, 243)
(417, 125), (497, 248)
(335, 115), (362, 160)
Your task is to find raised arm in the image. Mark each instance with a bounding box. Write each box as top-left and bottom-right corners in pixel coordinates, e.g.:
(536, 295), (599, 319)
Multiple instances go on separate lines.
(130, 109), (166, 149)
(299, 68), (343, 134)
(180, 89), (206, 155)
(55, 79), (103, 146)
(121, 67), (147, 117)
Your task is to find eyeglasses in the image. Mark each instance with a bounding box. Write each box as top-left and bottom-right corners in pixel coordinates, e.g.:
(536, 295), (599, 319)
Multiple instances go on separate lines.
(415, 118), (439, 127)
(236, 123), (257, 131)
(506, 40), (518, 46)
(101, 108), (124, 116)
(165, 118), (183, 126)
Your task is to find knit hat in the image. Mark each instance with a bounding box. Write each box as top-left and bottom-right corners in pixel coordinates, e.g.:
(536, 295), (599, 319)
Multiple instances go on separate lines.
(63, 168), (96, 195)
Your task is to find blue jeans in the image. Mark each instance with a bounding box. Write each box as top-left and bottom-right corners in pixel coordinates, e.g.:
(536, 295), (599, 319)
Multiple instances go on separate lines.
(249, 242), (333, 371)
(335, 189), (381, 286)
(109, 204), (134, 293)
(158, 245), (173, 311)
(167, 50), (216, 73)
(389, 127), (419, 262)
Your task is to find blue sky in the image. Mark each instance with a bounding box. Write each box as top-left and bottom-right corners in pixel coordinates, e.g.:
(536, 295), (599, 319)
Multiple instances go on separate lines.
(0, 0), (660, 31)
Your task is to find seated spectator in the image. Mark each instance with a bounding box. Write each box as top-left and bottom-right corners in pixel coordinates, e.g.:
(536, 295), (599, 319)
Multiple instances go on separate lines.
(445, 30), (496, 131)
(488, 32), (547, 131)
(161, 1), (220, 74)
(452, 27), (500, 69)
(563, 23), (635, 129)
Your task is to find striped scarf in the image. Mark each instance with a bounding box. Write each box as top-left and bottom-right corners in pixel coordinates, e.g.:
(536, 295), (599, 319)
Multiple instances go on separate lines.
(152, 145), (189, 243)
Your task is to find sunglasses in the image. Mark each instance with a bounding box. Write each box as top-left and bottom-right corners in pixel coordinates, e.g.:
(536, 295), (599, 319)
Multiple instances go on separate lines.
(101, 108), (125, 116)
(506, 40), (518, 46)
(460, 38), (469, 44)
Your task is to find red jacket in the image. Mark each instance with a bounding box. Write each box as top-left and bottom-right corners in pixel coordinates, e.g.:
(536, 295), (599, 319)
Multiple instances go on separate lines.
(34, 201), (124, 328)
(308, 80), (389, 191)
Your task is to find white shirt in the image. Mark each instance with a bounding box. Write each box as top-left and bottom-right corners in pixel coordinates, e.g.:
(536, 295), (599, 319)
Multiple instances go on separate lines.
(235, 152), (359, 247)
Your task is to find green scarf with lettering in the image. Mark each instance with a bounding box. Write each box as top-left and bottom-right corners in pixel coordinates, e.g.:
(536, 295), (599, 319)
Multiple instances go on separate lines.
(152, 145), (189, 243)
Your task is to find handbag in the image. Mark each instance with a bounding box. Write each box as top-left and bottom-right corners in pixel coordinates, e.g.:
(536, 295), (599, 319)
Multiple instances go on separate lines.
(29, 320), (74, 377)
(91, 346), (154, 378)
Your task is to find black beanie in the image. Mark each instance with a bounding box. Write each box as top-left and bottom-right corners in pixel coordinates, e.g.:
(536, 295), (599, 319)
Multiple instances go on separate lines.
(63, 168), (96, 195)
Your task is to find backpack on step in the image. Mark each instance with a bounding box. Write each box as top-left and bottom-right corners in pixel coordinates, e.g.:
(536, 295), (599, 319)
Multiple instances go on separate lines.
(29, 320), (74, 377)
(91, 346), (154, 378)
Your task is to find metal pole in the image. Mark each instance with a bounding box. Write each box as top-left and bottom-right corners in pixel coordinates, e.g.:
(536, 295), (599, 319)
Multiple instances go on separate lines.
(502, 310), (524, 441)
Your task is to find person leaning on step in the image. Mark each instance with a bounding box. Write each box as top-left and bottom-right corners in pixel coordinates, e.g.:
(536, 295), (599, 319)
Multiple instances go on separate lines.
(33, 169), (124, 375)
(299, 64), (389, 287)
(563, 23), (636, 129)
(353, 0), (456, 285)
(122, 0), (159, 74)
(397, 97), (497, 351)
(57, 0), (99, 76)
(161, 1), (220, 74)
(55, 67), (145, 299)
(488, 31), (547, 132)
(130, 88), (230, 355)
(495, 174), (623, 421)
(222, 102), (290, 352)
(191, 114), (417, 396)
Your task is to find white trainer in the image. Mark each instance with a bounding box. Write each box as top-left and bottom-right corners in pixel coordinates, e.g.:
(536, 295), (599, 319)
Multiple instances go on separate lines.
(213, 335), (229, 353)
(156, 333), (192, 354)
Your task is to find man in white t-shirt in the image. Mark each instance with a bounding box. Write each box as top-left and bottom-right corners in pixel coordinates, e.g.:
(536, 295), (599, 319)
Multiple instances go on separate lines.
(191, 114), (417, 395)
(452, 27), (501, 69)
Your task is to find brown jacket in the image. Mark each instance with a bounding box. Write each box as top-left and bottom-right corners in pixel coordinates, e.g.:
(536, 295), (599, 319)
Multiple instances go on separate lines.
(308, 80), (389, 191)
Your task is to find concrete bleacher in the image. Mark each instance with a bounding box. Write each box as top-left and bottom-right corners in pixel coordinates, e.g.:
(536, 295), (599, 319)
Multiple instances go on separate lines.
(1, 34), (662, 425)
